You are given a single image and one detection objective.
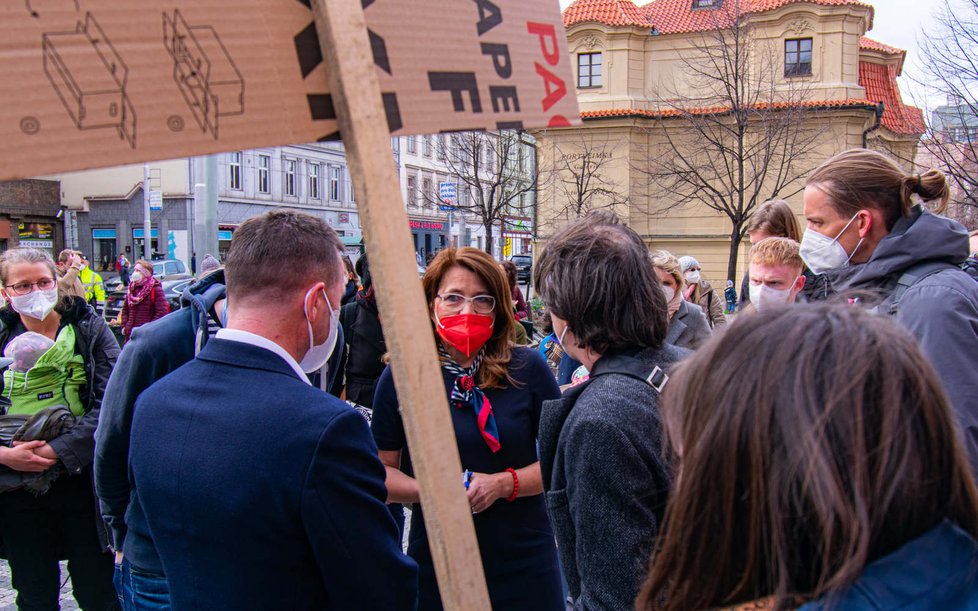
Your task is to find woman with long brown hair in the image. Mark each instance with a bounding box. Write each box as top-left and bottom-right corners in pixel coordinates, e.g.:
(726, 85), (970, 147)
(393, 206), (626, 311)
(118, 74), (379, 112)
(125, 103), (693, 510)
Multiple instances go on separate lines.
(638, 304), (978, 611)
(371, 247), (563, 610)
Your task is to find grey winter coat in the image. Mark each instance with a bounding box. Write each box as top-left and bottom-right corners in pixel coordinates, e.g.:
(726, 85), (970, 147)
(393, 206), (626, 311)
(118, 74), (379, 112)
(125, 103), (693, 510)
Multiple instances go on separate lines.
(665, 300), (712, 350)
(539, 344), (690, 610)
(816, 206), (978, 476)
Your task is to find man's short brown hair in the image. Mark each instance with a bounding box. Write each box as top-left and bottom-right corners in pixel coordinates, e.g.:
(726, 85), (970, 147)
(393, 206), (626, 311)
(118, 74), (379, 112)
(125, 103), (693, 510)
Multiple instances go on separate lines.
(749, 237), (804, 274)
(224, 210), (343, 302)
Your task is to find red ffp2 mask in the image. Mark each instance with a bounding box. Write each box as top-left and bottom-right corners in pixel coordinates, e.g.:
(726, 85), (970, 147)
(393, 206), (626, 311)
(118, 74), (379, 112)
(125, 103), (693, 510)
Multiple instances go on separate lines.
(436, 313), (494, 357)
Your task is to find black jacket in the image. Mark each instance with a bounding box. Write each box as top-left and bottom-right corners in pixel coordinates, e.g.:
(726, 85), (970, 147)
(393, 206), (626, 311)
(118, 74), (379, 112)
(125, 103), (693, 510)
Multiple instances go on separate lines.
(0, 296), (120, 550)
(339, 297), (386, 408)
(539, 344), (690, 610)
(812, 207), (978, 476)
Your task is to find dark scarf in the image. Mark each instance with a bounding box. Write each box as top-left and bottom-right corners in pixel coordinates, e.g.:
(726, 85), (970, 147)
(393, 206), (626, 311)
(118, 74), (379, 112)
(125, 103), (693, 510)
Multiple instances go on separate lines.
(438, 345), (500, 453)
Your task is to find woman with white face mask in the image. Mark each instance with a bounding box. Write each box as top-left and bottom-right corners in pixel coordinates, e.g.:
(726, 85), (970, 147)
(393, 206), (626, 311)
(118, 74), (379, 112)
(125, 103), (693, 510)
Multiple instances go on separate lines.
(650, 251), (712, 351)
(678, 255), (727, 330)
(0, 248), (120, 610)
(118, 259), (170, 341)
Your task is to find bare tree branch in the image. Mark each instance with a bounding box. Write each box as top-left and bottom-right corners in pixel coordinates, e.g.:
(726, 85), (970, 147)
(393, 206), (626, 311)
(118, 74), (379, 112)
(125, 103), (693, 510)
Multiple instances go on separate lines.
(634, 0), (827, 280)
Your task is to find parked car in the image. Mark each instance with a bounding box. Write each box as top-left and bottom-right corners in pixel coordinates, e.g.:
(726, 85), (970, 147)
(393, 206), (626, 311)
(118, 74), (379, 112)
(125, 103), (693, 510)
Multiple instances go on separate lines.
(104, 259), (191, 292)
(510, 254), (532, 284)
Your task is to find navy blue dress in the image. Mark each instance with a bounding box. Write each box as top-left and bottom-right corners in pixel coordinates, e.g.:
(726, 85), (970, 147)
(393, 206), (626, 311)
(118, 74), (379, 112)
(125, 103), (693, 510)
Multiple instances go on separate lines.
(372, 347), (563, 611)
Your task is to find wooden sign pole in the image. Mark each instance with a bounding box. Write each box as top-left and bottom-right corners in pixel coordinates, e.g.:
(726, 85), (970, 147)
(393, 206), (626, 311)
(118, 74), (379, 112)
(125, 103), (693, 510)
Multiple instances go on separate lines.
(310, 1), (492, 610)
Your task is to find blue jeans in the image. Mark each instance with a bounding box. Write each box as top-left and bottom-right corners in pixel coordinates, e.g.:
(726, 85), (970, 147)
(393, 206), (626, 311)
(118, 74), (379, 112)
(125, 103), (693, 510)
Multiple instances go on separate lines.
(113, 559), (171, 611)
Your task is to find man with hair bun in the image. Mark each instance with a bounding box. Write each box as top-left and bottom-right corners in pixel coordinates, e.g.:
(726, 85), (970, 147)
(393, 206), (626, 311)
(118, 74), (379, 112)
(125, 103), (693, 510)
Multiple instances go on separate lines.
(803, 148), (978, 477)
(747, 237), (806, 309)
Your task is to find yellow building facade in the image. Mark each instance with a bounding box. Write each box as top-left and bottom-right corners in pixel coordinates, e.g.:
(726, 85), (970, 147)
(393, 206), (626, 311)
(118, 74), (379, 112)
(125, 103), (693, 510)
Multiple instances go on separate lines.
(533, 0), (924, 286)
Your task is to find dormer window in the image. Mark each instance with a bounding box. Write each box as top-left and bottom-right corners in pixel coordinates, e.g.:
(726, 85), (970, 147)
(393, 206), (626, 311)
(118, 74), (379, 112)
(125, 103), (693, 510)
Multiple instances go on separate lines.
(785, 38), (813, 77)
(578, 52), (602, 88)
(692, 0), (721, 8)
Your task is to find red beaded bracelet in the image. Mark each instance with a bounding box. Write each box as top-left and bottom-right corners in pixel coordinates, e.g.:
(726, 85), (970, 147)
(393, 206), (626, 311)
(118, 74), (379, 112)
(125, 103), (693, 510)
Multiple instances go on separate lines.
(505, 468), (519, 502)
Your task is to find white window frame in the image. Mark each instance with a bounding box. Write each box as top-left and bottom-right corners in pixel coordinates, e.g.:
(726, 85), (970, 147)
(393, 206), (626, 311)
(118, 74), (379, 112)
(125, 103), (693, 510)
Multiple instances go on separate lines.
(257, 154), (270, 194)
(285, 158), (297, 197)
(309, 162), (321, 200)
(228, 152), (242, 190)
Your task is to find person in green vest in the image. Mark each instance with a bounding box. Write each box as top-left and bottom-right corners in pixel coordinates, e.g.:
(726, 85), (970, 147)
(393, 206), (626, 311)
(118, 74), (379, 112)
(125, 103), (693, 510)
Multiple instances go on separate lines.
(77, 252), (106, 314)
(0, 247), (120, 611)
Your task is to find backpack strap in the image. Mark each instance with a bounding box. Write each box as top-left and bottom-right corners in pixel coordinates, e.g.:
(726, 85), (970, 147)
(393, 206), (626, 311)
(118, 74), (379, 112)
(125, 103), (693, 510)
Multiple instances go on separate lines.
(884, 260), (957, 315)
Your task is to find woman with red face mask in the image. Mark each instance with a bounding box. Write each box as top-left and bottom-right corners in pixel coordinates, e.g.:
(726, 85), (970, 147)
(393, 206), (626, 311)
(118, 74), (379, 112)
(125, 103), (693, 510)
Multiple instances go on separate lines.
(371, 247), (564, 611)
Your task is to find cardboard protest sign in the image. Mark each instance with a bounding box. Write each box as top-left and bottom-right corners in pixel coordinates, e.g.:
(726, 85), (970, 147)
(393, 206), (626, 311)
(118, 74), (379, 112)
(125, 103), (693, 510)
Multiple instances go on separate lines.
(0, 0), (578, 181)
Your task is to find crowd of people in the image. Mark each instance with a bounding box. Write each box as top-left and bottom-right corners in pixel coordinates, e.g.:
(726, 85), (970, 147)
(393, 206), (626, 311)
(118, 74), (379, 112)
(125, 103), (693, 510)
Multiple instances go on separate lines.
(0, 146), (974, 611)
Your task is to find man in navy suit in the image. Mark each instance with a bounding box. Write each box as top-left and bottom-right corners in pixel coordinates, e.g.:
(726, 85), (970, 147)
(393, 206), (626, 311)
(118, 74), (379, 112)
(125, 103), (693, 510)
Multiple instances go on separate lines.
(126, 211), (418, 610)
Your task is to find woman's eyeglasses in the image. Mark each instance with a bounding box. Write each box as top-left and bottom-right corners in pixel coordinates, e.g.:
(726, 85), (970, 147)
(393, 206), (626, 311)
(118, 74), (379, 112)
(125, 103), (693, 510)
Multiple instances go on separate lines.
(6, 278), (56, 296)
(436, 293), (496, 314)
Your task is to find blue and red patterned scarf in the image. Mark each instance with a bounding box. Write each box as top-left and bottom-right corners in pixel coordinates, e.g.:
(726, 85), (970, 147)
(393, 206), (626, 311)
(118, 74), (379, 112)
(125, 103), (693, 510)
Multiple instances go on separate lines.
(439, 346), (500, 453)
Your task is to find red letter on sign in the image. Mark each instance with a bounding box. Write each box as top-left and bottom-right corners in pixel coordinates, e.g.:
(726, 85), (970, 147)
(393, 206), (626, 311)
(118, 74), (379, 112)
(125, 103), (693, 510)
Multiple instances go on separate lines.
(527, 22), (560, 66)
(535, 62), (567, 112)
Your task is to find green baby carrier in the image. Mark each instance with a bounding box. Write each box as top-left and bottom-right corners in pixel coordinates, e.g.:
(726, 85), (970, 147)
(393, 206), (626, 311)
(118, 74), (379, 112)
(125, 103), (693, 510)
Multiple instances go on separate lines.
(2, 325), (87, 417)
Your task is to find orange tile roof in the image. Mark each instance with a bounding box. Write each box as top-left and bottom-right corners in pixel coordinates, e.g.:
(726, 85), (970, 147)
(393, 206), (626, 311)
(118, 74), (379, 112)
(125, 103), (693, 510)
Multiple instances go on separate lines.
(564, 0), (649, 27)
(565, 0), (874, 32)
(859, 36), (904, 55)
(580, 98), (880, 120)
(857, 61), (925, 135)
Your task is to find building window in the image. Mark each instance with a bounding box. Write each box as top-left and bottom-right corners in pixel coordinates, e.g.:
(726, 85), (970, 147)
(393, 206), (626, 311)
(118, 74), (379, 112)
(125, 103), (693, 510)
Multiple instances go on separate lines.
(785, 38), (813, 77)
(228, 152), (242, 190)
(692, 0), (721, 8)
(308, 163), (321, 200)
(577, 53), (602, 88)
(257, 154), (270, 193)
(330, 166), (342, 201)
(285, 159), (297, 196)
(437, 135), (446, 161)
(407, 136), (417, 154)
(422, 176), (433, 206)
(407, 175), (418, 207)
(423, 135), (433, 157)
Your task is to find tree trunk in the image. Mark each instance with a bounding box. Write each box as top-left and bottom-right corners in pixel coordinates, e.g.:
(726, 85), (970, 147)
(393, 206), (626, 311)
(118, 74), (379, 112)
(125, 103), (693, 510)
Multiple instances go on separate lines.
(484, 221), (494, 256)
(727, 223), (743, 284)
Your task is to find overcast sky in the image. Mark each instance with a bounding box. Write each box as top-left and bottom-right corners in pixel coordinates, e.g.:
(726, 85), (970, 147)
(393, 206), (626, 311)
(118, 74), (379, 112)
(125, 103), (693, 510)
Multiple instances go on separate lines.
(556, 0), (949, 110)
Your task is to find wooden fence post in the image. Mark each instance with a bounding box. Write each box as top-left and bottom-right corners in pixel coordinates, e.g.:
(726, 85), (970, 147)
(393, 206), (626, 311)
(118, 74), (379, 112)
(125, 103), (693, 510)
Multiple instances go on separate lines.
(310, 1), (492, 609)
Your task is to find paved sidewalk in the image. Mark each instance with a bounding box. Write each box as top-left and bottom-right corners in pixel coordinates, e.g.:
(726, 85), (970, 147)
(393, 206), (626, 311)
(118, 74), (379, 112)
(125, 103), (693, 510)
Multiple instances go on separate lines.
(0, 560), (81, 610)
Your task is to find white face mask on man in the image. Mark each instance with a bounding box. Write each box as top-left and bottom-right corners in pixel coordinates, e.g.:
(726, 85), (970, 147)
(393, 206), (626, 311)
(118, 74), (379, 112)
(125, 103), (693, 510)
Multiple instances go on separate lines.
(299, 286), (340, 373)
(748, 283), (794, 310)
(799, 213), (864, 274)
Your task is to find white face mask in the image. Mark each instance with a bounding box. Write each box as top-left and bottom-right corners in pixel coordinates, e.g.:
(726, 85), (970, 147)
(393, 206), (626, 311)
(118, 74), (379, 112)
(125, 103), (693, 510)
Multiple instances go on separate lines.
(130, 271), (144, 283)
(799, 214), (863, 274)
(684, 270), (701, 284)
(748, 283), (794, 310)
(9, 287), (59, 321)
(299, 287), (339, 373)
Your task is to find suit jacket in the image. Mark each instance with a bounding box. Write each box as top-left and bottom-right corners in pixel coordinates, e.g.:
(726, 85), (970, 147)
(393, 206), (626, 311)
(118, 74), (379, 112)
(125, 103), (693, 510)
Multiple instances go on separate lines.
(665, 300), (712, 350)
(127, 338), (418, 610)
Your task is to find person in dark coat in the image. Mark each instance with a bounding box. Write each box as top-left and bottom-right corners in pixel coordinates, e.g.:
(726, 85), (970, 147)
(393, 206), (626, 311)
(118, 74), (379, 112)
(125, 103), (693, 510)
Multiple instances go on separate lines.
(638, 305), (978, 611)
(534, 213), (690, 609)
(802, 149), (978, 477)
(118, 259), (169, 341)
(372, 247), (563, 611)
(125, 211), (416, 610)
(340, 255), (385, 409)
(0, 247), (120, 611)
(340, 255), (358, 306)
